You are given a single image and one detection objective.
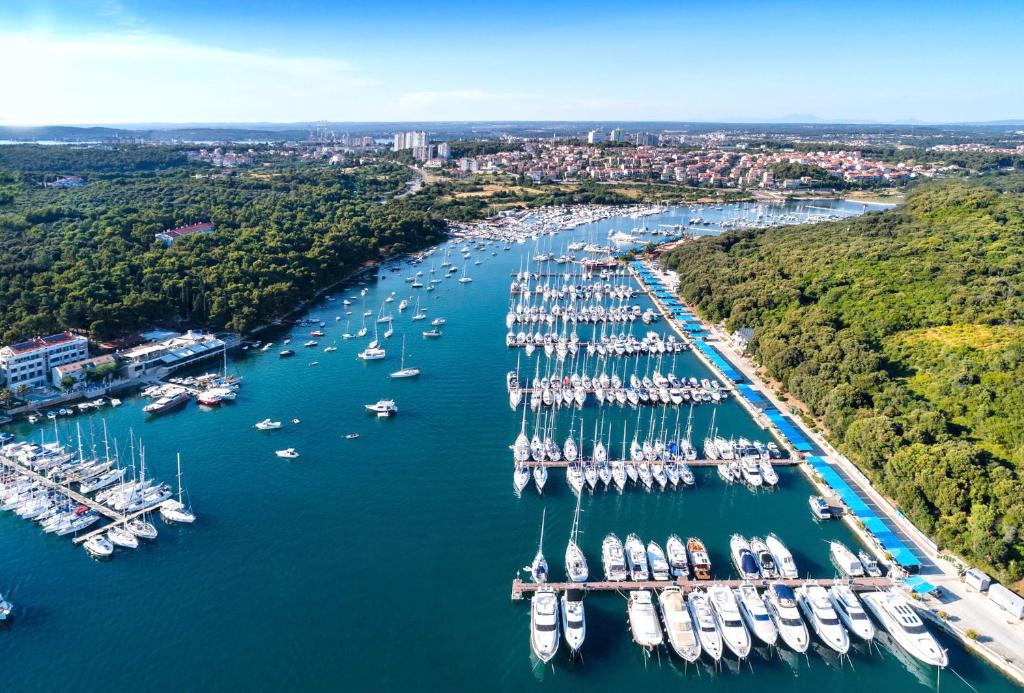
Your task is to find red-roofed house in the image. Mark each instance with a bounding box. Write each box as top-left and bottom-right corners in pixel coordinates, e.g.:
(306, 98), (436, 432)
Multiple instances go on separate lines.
(156, 222), (215, 246)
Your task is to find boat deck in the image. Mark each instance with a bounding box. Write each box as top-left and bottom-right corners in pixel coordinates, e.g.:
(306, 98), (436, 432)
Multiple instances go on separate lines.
(511, 576), (892, 600)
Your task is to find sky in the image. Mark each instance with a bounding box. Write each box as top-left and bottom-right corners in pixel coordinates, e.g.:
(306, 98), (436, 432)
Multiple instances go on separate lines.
(0, 0), (1022, 126)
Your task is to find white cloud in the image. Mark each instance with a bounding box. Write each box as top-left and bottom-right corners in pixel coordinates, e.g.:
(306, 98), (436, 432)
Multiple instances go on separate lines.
(0, 30), (378, 124)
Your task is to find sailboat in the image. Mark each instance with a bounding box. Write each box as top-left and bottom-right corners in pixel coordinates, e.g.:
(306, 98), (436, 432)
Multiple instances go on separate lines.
(411, 297), (427, 321)
(160, 453), (196, 523)
(357, 322), (386, 361)
(458, 261), (473, 283)
(564, 490), (588, 582)
(390, 336), (420, 378)
(530, 508), (549, 583)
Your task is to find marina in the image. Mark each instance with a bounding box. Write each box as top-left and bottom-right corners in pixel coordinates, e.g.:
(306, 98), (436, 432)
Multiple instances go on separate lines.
(0, 199), (1015, 693)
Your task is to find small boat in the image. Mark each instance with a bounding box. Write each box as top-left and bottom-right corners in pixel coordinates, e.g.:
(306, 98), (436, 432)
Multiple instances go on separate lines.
(861, 589), (947, 667)
(809, 495), (832, 520)
(275, 448), (300, 459)
(390, 337), (420, 378)
(0, 593), (11, 621)
(796, 581), (850, 654)
(531, 588), (560, 663)
(659, 587), (701, 662)
(763, 582), (810, 653)
(84, 534), (114, 558)
(431, 318), (446, 326)
(687, 537), (712, 580)
(279, 349), (295, 358)
(345, 433), (360, 440)
(708, 583), (751, 658)
(858, 550), (883, 577)
(303, 340), (318, 348)
(646, 541), (671, 581)
(254, 418), (282, 430)
(364, 399), (397, 417)
(687, 589), (724, 661)
(828, 584), (875, 641)
(530, 509), (548, 583)
(830, 541), (865, 577)
(160, 454), (196, 524)
(421, 329), (442, 338)
(627, 590), (664, 650)
(601, 533), (628, 581)
(561, 589), (586, 654)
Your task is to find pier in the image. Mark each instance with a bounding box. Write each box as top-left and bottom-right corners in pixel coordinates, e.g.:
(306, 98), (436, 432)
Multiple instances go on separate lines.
(511, 576), (893, 600)
(511, 457), (794, 468)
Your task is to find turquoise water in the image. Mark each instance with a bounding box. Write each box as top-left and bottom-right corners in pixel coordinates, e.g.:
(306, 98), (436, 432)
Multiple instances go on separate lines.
(0, 200), (1016, 692)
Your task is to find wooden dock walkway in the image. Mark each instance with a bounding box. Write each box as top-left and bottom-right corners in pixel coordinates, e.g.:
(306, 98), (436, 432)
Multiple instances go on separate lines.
(511, 576), (892, 600)
(71, 502), (171, 544)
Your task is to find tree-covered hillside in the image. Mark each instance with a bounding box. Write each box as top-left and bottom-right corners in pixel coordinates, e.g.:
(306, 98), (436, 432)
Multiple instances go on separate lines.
(662, 175), (1024, 580)
(0, 148), (446, 341)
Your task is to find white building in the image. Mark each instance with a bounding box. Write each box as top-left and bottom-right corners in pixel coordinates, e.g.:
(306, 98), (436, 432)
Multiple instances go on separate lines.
(437, 142), (450, 160)
(587, 129), (604, 144)
(394, 131), (427, 151)
(0, 332), (89, 389)
(118, 331), (226, 378)
(50, 354), (117, 389)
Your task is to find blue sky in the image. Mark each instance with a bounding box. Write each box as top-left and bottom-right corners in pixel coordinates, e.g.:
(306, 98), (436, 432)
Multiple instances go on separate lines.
(1, 0), (1021, 125)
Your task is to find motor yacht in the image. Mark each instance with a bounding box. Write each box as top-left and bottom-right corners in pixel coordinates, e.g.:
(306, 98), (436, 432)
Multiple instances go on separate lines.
(275, 448), (300, 459)
(624, 534), (649, 581)
(658, 587), (701, 662)
(83, 534), (114, 558)
(796, 582), (850, 654)
(143, 390), (190, 416)
(730, 534), (760, 580)
(830, 541), (865, 577)
(749, 537), (779, 579)
(766, 533), (799, 579)
(646, 540), (671, 581)
(860, 589), (947, 667)
(254, 418), (282, 430)
(0, 593), (11, 621)
(601, 533), (628, 581)
(828, 584), (875, 640)
(809, 495), (832, 520)
(687, 589), (723, 661)
(364, 399), (397, 417)
(858, 550), (883, 577)
(708, 583), (751, 658)
(759, 459), (779, 486)
(665, 534), (689, 578)
(763, 582), (810, 652)
(561, 590), (586, 654)
(734, 583), (778, 646)
(530, 588), (560, 663)
(687, 537), (712, 580)
(627, 591), (664, 650)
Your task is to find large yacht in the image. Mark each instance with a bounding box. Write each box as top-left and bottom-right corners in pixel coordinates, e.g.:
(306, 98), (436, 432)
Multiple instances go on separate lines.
(796, 582), (850, 654)
(624, 533), (649, 581)
(687, 589), (724, 661)
(734, 583), (779, 646)
(749, 537), (779, 579)
(658, 587), (701, 662)
(765, 533), (799, 579)
(828, 585), (875, 641)
(708, 583), (751, 658)
(665, 534), (689, 578)
(763, 582), (810, 652)
(730, 534), (760, 580)
(530, 588), (560, 663)
(601, 534), (628, 581)
(829, 541), (865, 577)
(646, 540), (671, 581)
(686, 537), (712, 580)
(861, 589), (947, 667)
(627, 590), (664, 650)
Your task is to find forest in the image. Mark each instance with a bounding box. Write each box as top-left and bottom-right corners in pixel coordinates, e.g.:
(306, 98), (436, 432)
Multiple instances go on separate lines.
(0, 147), (447, 341)
(662, 174), (1024, 581)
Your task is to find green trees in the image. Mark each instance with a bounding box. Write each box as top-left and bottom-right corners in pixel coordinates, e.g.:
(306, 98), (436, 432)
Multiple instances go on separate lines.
(661, 174), (1024, 580)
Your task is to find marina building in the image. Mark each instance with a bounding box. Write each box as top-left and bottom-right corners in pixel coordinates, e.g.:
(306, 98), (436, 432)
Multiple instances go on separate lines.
(118, 331), (226, 378)
(155, 222), (215, 246)
(50, 354), (117, 388)
(0, 332), (89, 389)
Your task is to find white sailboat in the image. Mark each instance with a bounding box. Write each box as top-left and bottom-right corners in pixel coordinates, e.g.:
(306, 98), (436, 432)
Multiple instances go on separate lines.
(389, 336), (420, 378)
(160, 453), (196, 523)
(564, 490), (588, 582)
(530, 509), (548, 583)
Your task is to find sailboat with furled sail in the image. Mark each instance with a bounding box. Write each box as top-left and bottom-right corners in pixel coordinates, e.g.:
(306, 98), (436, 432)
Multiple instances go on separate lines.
(390, 336), (420, 378)
(564, 489), (588, 582)
(160, 453), (196, 524)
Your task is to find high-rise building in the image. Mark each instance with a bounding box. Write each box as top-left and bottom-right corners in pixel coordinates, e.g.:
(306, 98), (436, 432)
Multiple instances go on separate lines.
(394, 131), (428, 151)
(634, 132), (653, 146)
(393, 132), (405, 151)
(437, 142), (450, 160)
(609, 128), (624, 143)
(587, 129), (603, 144)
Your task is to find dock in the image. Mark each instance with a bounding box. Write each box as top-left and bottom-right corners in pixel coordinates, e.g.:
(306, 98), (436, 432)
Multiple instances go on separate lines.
(511, 575), (893, 600)
(512, 457), (794, 468)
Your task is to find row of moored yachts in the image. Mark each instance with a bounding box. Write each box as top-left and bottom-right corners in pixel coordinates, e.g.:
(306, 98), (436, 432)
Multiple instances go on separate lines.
(506, 305), (659, 326)
(505, 331), (687, 357)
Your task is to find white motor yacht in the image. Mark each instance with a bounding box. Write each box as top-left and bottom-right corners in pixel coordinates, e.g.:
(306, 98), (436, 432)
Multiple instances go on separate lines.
(749, 537), (779, 579)
(796, 582), (850, 654)
(766, 533), (799, 579)
(364, 399), (397, 417)
(627, 590), (664, 650)
(665, 534), (689, 578)
(860, 589), (947, 667)
(624, 533), (649, 581)
(601, 533), (628, 581)
(763, 582), (810, 652)
(646, 541), (671, 581)
(254, 418), (282, 430)
(561, 590), (586, 654)
(0, 593), (11, 621)
(83, 534), (114, 558)
(658, 587), (701, 662)
(107, 524), (139, 549)
(734, 583), (778, 646)
(830, 541), (865, 577)
(275, 448), (299, 459)
(828, 584), (875, 641)
(859, 550), (883, 577)
(531, 588), (560, 663)
(708, 583), (751, 658)
(730, 534), (760, 580)
(759, 459), (779, 486)
(687, 590), (724, 661)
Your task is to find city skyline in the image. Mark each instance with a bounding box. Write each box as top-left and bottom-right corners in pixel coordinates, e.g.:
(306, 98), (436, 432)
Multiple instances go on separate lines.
(2, 0), (1023, 125)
